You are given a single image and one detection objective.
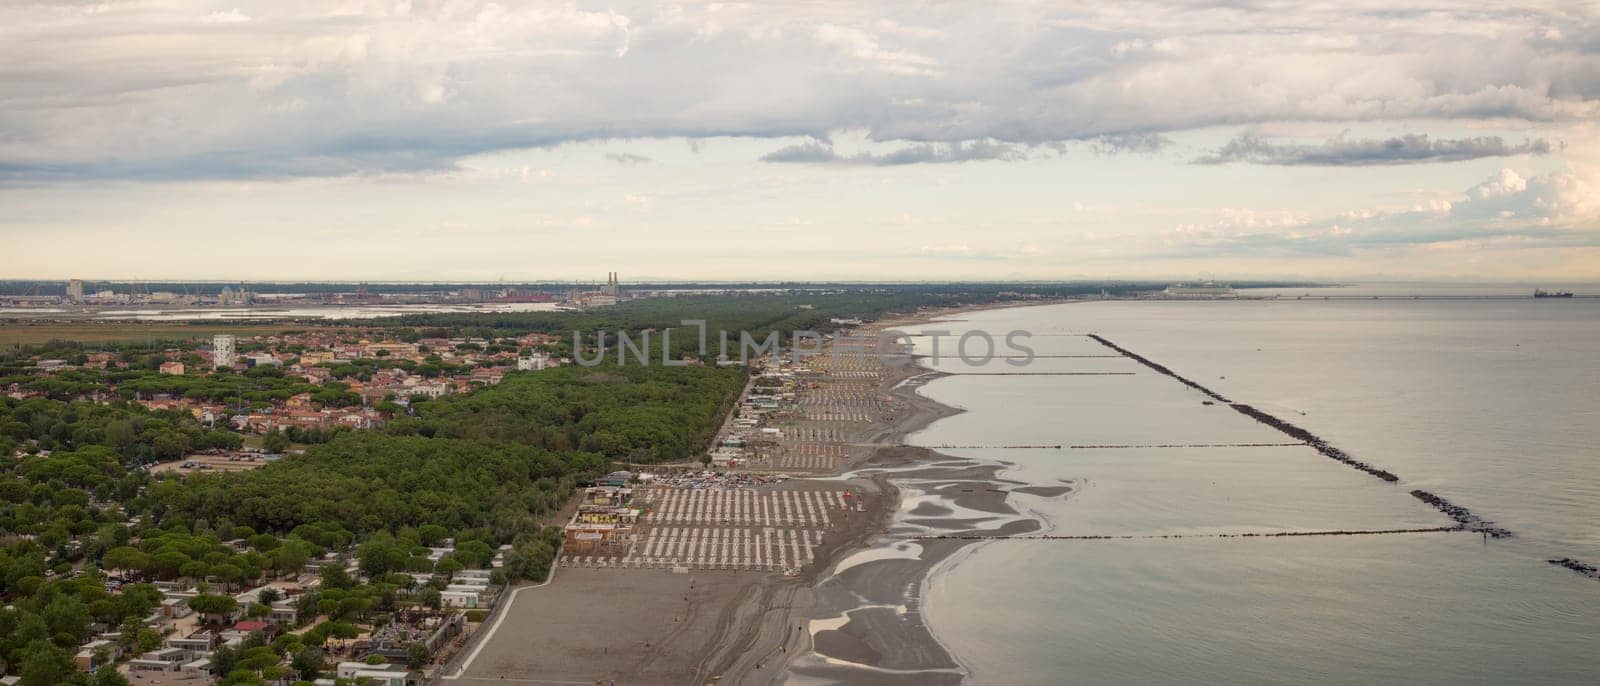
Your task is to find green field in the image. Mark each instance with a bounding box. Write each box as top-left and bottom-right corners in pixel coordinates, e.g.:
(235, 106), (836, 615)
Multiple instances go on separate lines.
(0, 322), (301, 345)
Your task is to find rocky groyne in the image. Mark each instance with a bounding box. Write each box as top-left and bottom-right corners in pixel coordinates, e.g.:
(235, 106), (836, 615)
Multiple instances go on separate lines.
(1086, 334), (1231, 402)
(1089, 333), (1403, 483)
(1229, 403), (1401, 482)
(1547, 557), (1600, 580)
(1408, 490), (1513, 538)
(1088, 334), (1526, 541)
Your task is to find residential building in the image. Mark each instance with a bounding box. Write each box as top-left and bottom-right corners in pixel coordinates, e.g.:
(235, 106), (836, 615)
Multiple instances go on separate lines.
(73, 639), (118, 672)
(298, 350), (336, 366)
(241, 352), (280, 368)
(404, 383), (450, 399)
(165, 632), (215, 654)
(364, 342), (419, 358)
(212, 335), (235, 369)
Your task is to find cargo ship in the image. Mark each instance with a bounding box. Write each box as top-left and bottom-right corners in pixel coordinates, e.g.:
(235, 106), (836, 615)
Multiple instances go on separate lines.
(1534, 289), (1574, 298)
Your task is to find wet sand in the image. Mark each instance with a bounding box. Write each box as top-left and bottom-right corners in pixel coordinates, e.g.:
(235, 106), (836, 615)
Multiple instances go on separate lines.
(706, 307), (1058, 685)
(771, 450), (1043, 685)
(694, 352), (973, 683)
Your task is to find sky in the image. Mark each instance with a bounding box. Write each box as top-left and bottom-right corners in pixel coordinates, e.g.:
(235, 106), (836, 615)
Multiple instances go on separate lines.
(1, 1), (1598, 282)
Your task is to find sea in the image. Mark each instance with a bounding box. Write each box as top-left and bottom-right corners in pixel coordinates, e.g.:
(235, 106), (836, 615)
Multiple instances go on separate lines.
(901, 284), (1600, 685)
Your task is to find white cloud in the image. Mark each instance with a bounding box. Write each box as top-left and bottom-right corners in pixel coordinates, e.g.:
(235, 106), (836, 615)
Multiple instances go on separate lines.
(1, 1), (1597, 181)
(814, 23), (941, 76)
(3, 2), (1600, 282)
(1162, 162), (1600, 256)
(760, 138), (1025, 165)
(201, 9), (250, 24)
(1468, 169), (1531, 199)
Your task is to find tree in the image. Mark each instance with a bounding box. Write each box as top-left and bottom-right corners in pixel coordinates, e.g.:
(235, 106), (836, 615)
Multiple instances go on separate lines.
(434, 556), (463, 576)
(152, 431), (191, 459)
(262, 431), (291, 453)
(406, 642), (430, 669)
(210, 563), (245, 590)
(102, 546), (151, 574)
(454, 540), (493, 568)
(188, 594), (238, 620)
(104, 420), (135, 450)
(219, 670), (265, 686)
(417, 524), (448, 546)
(506, 537), (557, 582)
(19, 639), (73, 686)
(40, 595), (91, 643)
(367, 397), (401, 415)
(291, 646), (324, 681)
(270, 545), (310, 577)
(271, 633), (303, 657)
(242, 631), (268, 651)
(116, 583), (162, 621)
(92, 644), (115, 670)
(318, 565), (354, 591)
(211, 644), (241, 677)
(357, 533), (408, 578)
(303, 621), (358, 647)
(94, 666), (131, 686)
(236, 645), (275, 670)
(418, 587), (442, 611)
(246, 533), (277, 552)
(150, 551), (190, 578)
(135, 628), (164, 653)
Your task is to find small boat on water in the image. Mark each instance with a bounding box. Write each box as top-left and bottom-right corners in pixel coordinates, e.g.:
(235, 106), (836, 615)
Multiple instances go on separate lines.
(1534, 289), (1574, 298)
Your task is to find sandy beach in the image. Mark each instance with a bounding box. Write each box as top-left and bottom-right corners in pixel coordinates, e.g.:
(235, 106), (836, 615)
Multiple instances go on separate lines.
(448, 568), (765, 684)
(699, 361), (971, 683)
(718, 303), (1064, 685)
(442, 301), (1060, 686)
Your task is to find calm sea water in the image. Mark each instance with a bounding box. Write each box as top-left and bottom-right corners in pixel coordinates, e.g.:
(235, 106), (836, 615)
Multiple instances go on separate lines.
(905, 292), (1600, 685)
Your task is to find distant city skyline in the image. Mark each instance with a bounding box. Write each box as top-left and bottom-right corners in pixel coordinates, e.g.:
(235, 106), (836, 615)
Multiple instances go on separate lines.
(2, 2), (1597, 281)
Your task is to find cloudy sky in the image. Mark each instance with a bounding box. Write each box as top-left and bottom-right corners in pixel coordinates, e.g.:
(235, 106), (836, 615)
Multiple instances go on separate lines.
(2, 0), (1598, 282)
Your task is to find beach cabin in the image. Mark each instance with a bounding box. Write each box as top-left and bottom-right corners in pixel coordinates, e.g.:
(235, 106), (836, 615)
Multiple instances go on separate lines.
(439, 590), (479, 608)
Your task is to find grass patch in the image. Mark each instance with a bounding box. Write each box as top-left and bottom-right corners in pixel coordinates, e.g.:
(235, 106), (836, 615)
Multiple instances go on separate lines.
(0, 322), (299, 345)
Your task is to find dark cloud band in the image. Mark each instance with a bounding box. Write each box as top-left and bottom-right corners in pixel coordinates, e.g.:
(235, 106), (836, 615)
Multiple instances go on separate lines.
(1194, 133), (1554, 166)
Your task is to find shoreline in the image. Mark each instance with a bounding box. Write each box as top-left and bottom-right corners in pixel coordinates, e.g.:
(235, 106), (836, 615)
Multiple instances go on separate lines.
(697, 333), (967, 683)
(441, 299), (1067, 685)
(748, 301), (1065, 685)
(441, 295), (1600, 685)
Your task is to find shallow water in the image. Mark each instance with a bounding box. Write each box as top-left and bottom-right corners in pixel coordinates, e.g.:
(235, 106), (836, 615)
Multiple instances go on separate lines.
(910, 296), (1600, 685)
